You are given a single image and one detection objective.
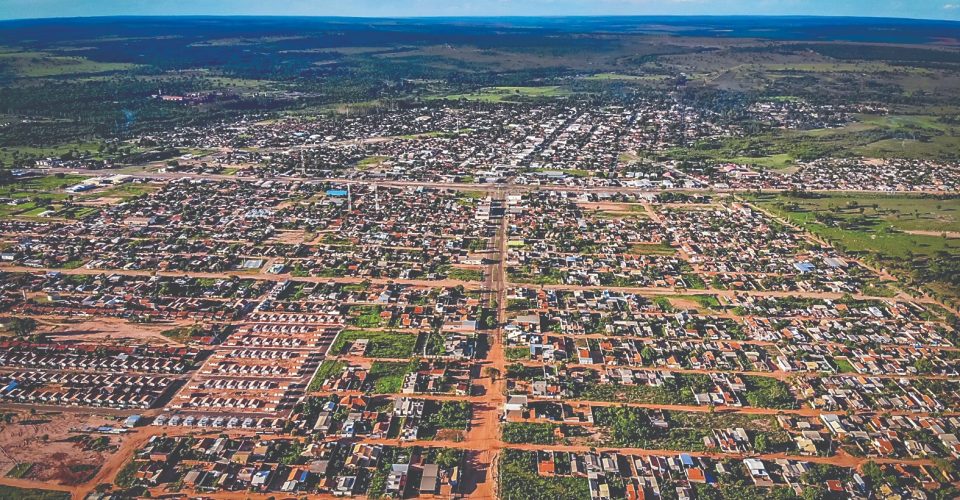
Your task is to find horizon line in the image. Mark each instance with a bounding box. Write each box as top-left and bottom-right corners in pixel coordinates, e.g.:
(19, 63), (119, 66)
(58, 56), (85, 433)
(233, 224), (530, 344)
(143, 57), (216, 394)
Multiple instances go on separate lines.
(2, 13), (960, 24)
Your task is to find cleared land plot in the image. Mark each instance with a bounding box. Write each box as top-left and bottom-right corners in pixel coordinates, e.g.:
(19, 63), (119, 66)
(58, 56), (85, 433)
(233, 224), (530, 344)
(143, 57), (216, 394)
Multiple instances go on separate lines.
(749, 192), (960, 304)
(748, 193), (960, 259)
(431, 86), (571, 102)
(0, 411), (121, 486)
(0, 49), (137, 78)
(329, 329), (419, 358)
(670, 114), (960, 164)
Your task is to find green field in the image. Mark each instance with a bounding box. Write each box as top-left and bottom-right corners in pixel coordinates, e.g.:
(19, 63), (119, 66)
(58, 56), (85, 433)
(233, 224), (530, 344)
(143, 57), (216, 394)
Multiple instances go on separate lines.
(501, 422), (558, 444)
(5, 462), (33, 479)
(749, 193), (960, 257)
(306, 360), (346, 392)
(725, 153), (796, 170)
(0, 49), (138, 78)
(0, 175), (155, 220)
(749, 192), (960, 304)
(0, 174), (90, 196)
(670, 114), (960, 164)
(369, 360), (416, 394)
(432, 86), (571, 102)
(447, 268), (484, 281)
(349, 305), (384, 328)
(355, 155), (389, 169)
(418, 400), (471, 438)
(80, 182), (160, 200)
(329, 330), (418, 358)
(628, 242), (676, 256)
(593, 407), (791, 452)
(0, 174), (94, 218)
(0, 141), (108, 165)
(0, 485), (69, 500)
(499, 449), (590, 500)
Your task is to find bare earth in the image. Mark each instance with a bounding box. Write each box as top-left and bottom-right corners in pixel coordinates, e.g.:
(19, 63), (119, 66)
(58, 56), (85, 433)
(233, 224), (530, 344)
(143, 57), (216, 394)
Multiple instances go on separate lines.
(40, 317), (186, 346)
(0, 411), (122, 486)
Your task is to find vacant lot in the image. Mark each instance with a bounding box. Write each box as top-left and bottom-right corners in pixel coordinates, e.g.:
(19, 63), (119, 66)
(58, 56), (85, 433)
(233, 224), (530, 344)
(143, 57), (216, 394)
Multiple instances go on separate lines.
(432, 86), (571, 102)
(329, 329), (419, 358)
(749, 193), (960, 258)
(748, 192), (960, 304)
(42, 317), (189, 346)
(0, 411), (120, 486)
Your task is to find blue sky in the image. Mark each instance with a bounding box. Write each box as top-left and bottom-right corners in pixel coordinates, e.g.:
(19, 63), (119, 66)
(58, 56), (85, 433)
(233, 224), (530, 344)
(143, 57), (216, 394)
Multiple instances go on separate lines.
(1, 0), (958, 21)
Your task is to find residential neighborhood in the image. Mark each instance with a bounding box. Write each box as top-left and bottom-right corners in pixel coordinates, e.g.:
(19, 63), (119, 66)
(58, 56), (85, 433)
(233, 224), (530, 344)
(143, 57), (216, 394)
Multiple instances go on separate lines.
(1, 16), (960, 500)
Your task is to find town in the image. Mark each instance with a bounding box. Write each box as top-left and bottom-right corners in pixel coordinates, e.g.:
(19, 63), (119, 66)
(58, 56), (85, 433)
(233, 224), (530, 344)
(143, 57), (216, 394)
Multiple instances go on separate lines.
(1, 13), (960, 500)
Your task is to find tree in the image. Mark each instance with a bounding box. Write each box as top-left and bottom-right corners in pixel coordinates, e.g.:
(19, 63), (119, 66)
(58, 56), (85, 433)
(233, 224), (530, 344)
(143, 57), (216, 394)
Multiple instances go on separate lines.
(753, 433), (769, 453)
(860, 461), (890, 492)
(640, 346), (657, 364)
(5, 317), (38, 338)
(435, 448), (461, 468)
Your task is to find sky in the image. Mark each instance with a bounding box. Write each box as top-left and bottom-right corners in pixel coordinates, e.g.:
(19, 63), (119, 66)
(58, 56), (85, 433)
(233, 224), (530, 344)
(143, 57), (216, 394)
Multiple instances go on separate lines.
(0, 0), (959, 21)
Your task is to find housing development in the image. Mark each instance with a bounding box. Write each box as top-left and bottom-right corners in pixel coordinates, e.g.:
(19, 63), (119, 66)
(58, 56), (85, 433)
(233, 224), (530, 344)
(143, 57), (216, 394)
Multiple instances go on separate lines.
(1, 14), (960, 500)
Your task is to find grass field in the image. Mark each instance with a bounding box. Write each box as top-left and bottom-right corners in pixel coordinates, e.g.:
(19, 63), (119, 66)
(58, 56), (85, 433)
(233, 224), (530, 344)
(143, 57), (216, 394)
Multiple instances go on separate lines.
(447, 268), (484, 281)
(306, 360), (346, 392)
(725, 153), (795, 170)
(671, 114), (960, 164)
(0, 486), (69, 500)
(0, 174), (90, 196)
(369, 361), (416, 394)
(355, 155), (389, 169)
(0, 175), (156, 219)
(80, 183), (160, 201)
(0, 48), (137, 78)
(5, 462), (33, 479)
(432, 86), (571, 102)
(0, 174), (93, 218)
(349, 305), (384, 328)
(628, 242), (676, 256)
(748, 192), (960, 304)
(749, 193), (960, 258)
(0, 141), (106, 165)
(329, 330), (418, 358)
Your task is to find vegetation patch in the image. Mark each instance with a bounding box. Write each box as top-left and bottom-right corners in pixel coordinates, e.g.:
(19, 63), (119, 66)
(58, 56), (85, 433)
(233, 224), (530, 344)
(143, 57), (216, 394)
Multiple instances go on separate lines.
(432, 86), (571, 102)
(306, 360), (346, 392)
(5, 462), (34, 479)
(329, 329), (418, 358)
(447, 268), (484, 281)
(593, 406), (792, 452)
(498, 449), (590, 500)
(369, 360), (417, 394)
(419, 401), (471, 438)
(0, 486), (69, 500)
(628, 242), (676, 255)
(501, 422), (559, 444)
(748, 192), (960, 304)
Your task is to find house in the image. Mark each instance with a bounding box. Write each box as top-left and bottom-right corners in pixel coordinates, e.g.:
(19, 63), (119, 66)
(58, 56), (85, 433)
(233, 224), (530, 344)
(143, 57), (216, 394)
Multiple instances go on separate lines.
(386, 464), (409, 495)
(505, 395), (528, 417)
(420, 464), (440, 494)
